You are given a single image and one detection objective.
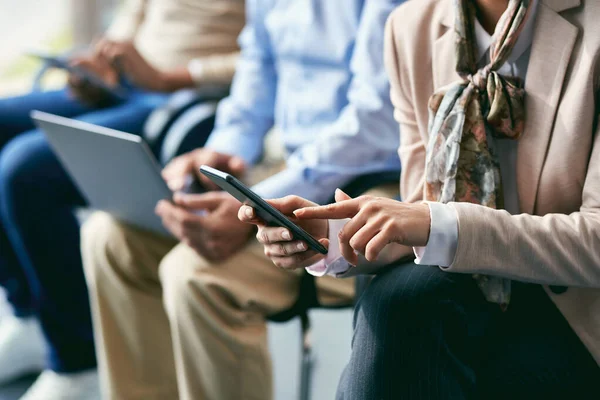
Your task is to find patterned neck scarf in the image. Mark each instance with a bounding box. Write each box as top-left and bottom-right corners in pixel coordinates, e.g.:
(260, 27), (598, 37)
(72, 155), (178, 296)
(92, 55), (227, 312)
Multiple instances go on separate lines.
(425, 0), (531, 308)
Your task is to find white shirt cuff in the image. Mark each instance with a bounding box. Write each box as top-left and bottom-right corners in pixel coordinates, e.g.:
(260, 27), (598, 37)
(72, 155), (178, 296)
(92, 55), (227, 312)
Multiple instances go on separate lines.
(187, 59), (205, 86)
(306, 219), (353, 277)
(413, 202), (458, 267)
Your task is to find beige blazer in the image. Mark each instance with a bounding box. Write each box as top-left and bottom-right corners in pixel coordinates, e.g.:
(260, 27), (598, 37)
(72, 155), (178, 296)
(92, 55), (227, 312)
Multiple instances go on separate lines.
(384, 0), (600, 364)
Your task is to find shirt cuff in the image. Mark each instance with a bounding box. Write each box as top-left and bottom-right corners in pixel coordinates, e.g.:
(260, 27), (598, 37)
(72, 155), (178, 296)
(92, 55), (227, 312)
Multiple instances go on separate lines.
(187, 53), (239, 86)
(413, 202), (458, 267)
(187, 59), (205, 85)
(306, 219), (352, 277)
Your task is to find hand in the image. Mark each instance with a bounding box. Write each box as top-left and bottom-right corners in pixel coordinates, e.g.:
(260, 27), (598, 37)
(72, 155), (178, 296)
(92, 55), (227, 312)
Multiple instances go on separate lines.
(238, 195), (330, 270)
(67, 55), (119, 106)
(155, 191), (254, 261)
(95, 39), (177, 91)
(294, 189), (431, 264)
(162, 148), (246, 192)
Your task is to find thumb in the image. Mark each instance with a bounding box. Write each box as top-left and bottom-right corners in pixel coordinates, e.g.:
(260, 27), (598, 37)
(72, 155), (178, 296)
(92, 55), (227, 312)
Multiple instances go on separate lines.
(334, 188), (352, 203)
(318, 238), (330, 249)
(227, 156), (246, 176)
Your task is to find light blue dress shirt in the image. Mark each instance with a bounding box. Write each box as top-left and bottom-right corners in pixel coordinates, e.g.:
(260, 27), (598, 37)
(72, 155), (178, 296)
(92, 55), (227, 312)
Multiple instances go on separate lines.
(205, 0), (404, 204)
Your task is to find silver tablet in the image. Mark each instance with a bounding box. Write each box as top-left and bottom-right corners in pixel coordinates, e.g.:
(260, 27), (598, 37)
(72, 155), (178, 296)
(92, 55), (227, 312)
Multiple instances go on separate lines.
(32, 111), (172, 236)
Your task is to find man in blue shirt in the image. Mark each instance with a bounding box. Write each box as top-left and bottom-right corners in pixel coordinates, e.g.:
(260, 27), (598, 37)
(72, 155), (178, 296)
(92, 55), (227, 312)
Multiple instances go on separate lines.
(81, 0), (403, 398)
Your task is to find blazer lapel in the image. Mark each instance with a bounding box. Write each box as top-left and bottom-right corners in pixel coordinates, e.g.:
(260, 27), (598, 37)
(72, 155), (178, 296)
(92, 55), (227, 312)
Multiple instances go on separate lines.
(517, 1), (578, 214)
(433, 1), (461, 90)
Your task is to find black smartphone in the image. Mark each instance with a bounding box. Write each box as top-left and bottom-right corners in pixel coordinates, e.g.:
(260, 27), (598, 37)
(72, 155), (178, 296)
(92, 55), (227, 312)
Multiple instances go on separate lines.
(199, 165), (328, 254)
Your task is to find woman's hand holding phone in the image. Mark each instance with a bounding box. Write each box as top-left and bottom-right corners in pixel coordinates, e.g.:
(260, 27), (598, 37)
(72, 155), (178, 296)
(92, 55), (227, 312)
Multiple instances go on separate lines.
(238, 195), (330, 270)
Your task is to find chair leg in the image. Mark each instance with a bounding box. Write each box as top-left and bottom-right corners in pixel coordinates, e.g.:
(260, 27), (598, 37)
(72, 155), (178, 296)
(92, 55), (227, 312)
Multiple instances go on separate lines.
(299, 312), (313, 400)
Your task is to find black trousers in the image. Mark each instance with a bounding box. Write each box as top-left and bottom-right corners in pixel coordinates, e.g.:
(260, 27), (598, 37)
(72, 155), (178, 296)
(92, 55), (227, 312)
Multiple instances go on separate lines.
(337, 262), (600, 400)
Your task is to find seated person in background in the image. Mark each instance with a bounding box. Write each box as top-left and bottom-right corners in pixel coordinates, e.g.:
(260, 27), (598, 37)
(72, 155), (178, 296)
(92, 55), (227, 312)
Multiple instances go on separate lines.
(241, 0), (600, 398)
(0, 0), (244, 398)
(80, 0), (405, 398)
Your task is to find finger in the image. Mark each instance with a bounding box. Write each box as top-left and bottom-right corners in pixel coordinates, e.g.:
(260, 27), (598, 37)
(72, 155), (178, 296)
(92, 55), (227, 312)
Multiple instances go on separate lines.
(256, 226), (293, 244)
(348, 222), (381, 256)
(238, 205), (254, 222)
(68, 74), (83, 87)
(364, 230), (391, 262)
(227, 156), (246, 176)
(173, 192), (231, 211)
(69, 58), (85, 68)
(166, 177), (187, 192)
(198, 174), (221, 191)
(294, 199), (361, 220)
(264, 241), (307, 257)
(265, 196), (316, 216)
(104, 46), (125, 68)
(334, 188), (352, 202)
(270, 251), (326, 270)
(337, 209), (369, 247)
(162, 157), (190, 180)
(238, 206), (265, 226)
(156, 201), (185, 238)
(338, 227), (358, 266)
(94, 38), (112, 58)
(156, 200), (208, 232)
(155, 200), (171, 217)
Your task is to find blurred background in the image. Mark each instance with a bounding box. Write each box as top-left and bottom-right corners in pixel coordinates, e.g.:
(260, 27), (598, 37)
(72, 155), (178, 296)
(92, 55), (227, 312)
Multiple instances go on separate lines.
(0, 1), (354, 399)
(0, 0), (118, 96)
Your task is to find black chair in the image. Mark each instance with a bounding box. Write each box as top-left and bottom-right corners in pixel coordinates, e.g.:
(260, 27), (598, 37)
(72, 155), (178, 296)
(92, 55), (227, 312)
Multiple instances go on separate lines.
(142, 86), (230, 165)
(267, 171), (400, 400)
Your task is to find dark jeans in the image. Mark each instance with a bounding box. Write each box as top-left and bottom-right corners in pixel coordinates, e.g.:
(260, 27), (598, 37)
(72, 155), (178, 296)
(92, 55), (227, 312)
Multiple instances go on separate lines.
(338, 262), (600, 400)
(0, 88), (172, 372)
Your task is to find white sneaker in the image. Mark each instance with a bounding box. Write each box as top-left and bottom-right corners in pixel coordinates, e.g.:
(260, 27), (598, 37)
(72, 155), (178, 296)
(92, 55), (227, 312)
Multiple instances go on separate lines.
(0, 315), (46, 384)
(20, 369), (100, 400)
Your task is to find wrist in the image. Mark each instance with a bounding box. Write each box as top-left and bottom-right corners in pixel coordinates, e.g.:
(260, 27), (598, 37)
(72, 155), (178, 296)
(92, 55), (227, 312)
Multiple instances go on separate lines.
(159, 68), (195, 92)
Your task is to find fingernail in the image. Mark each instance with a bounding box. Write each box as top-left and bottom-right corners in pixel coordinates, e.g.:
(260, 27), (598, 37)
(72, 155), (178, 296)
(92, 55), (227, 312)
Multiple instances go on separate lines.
(297, 242), (306, 251)
(282, 230), (291, 240)
(244, 207), (254, 218)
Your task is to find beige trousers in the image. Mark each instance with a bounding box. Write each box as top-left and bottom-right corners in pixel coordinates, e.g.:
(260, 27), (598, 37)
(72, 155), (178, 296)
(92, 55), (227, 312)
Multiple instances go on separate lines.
(81, 212), (354, 400)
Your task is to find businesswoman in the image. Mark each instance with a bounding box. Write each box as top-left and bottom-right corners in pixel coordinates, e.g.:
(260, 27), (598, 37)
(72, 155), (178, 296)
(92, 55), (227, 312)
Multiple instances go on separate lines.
(241, 0), (600, 398)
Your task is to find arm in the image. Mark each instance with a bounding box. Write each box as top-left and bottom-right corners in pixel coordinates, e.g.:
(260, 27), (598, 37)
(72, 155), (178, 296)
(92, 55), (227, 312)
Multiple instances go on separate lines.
(250, 0), (403, 204)
(105, 0), (147, 41)
(141, 51), (241, 92)
(386, 6), (600, 286)
(446, 123), (600, 287)
(204, 0), (276, 166)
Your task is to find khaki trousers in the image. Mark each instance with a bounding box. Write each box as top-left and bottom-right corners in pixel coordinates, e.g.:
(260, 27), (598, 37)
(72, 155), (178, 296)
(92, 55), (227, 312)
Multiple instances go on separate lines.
(81, 212), (354, 400)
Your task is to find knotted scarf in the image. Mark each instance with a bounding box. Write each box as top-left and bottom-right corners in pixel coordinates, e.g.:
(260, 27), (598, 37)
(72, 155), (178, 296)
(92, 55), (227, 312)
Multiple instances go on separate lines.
(425, 0), (531, 308)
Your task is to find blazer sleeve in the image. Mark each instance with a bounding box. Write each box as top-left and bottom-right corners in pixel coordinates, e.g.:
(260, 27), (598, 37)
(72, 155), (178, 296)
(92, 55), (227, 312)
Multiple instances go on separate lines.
(446, 113), (600, 287)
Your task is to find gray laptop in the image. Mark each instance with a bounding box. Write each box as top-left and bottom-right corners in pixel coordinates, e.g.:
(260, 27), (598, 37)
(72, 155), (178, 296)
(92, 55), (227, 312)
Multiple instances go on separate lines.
(32, 110), (172, 236)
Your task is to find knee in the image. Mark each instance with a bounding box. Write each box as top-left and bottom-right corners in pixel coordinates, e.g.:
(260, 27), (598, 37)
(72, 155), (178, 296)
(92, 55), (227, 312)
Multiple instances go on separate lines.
(81, 212), (132, 284)
(159, 246), (209, 317)
(359, 263), (463, 321)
